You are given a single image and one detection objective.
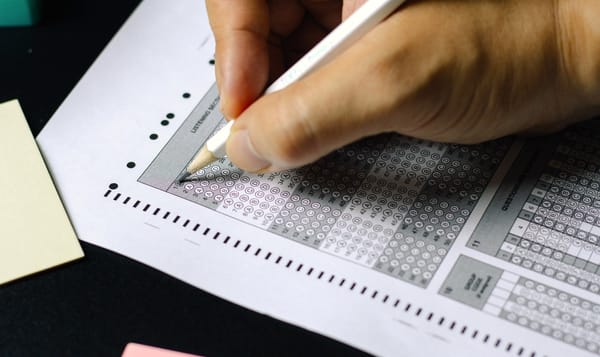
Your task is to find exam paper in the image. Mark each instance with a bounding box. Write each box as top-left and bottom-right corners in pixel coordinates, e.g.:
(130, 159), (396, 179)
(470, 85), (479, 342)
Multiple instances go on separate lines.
(0, 100), (83, 285)
(38, 1), (600, 356)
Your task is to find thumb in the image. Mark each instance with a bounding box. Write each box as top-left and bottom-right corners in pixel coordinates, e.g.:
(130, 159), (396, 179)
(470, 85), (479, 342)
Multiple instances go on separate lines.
(225, 49), (389, 172)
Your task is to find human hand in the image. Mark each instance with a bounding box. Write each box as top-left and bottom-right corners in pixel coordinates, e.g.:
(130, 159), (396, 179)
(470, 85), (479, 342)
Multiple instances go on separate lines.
(207, 0), (600, 173)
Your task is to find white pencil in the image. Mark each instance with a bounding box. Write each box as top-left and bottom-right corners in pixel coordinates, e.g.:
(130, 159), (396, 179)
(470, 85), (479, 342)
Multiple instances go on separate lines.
(178, 0), (406, 182)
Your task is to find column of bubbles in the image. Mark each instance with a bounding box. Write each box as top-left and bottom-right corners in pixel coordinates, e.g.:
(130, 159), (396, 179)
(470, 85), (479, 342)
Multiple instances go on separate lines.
(321, 135), (446, 267)
(376, 139), (510, 287)
(216, 169), (305, 228)
(170, 158), (243, 210)
(268, 139), (381, 248)
(501, 278), (600, 354)
(500, 127), (600, 294)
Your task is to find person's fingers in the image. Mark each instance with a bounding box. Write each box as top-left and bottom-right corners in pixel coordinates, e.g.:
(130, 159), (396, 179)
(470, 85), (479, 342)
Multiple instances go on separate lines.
(206, 0), (344, 120)
(268, 0), (305, 36)
(206, 0), (270, 119)
(222, 0), (591, 173)
(301, 0), (343, 30)
(283, 16), (331, 66)
(226, 69), (369, 172)
(225, 15), (421, 172)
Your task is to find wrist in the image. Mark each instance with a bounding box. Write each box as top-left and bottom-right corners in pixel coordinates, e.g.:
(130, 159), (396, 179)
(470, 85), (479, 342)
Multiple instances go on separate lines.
(557, 0), (600, 115)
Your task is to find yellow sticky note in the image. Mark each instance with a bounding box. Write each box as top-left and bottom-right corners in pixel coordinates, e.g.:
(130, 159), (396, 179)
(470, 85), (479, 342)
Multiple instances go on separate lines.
(0, 100), (83, 285)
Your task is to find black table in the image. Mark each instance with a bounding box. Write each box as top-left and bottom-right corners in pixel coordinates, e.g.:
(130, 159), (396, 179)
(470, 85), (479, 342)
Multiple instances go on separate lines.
(0, 2), (365, 355)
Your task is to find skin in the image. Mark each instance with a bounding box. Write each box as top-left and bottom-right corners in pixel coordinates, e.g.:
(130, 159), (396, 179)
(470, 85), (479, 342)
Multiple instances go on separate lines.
(205, 0), (600, 173)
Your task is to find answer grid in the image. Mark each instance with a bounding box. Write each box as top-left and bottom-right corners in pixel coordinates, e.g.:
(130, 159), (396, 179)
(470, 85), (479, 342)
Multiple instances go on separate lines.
(441, 255), (600, 355)
(495, 128), (600, 294)
(155, 133), (509, 287)
(140, 86), (511, 287)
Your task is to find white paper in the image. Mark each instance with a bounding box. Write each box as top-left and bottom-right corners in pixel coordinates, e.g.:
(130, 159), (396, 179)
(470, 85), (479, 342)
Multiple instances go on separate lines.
(38, 1), (600, 356)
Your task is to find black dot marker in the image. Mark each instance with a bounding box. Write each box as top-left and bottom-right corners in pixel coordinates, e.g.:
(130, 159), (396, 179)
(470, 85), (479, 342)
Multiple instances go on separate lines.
(109, 183), (119, 190)
(209, 59), (215, 65)
(182, 93), (191, 99)
(166, 113), (175, 119)
(161, 120), (169, 126)
(150, 134), (158, 140)
(127, 162), (136, 169)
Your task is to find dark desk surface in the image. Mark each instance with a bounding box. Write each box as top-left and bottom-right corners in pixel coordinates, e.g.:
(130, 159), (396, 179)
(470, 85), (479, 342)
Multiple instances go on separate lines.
(0, 1), (365, 356)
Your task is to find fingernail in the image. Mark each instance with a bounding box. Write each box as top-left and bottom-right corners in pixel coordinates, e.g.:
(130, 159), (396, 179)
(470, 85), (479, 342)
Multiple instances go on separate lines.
(228, 129), (270, 172)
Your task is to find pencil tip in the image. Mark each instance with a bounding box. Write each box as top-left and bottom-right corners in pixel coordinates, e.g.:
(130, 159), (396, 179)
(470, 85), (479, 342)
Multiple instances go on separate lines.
(177, 147), (218, 184)
(176, 171), (192, 184)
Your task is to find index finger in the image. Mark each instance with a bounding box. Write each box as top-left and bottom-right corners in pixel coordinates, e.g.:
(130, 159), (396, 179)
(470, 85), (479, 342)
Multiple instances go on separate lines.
(206, 0), (270, 118)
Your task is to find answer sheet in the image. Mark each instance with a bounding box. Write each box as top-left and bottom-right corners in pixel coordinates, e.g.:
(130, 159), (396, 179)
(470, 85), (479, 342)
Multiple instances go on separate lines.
(38, 1), (600, 356)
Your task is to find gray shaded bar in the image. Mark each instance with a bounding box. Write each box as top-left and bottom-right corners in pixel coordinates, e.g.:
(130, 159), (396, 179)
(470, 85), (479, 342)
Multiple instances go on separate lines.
(139, 84), (222, 190)
(467, 141), (551, 255)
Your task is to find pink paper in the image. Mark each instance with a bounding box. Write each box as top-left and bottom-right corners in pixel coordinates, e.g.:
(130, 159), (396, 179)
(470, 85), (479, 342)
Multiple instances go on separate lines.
(122, 343), (203, 357)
